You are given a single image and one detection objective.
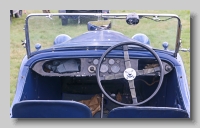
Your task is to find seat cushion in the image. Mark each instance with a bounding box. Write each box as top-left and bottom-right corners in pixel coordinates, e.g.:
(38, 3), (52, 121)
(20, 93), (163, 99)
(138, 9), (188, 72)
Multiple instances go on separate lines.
(11, 100), (92, 118)
(107, 106), (189, 118)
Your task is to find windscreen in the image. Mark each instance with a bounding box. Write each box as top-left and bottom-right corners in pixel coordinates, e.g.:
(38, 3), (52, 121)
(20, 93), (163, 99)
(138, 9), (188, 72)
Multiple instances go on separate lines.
(27, 13), (178, 54)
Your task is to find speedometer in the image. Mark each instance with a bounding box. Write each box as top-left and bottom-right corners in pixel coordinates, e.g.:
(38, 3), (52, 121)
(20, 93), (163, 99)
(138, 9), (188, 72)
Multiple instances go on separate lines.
(111, 65), (120, 73)
(100, 64), (109, 73)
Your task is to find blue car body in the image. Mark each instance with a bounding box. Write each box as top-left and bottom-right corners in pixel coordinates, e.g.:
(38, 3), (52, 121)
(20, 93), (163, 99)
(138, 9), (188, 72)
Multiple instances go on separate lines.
(10, 12), (190, 118)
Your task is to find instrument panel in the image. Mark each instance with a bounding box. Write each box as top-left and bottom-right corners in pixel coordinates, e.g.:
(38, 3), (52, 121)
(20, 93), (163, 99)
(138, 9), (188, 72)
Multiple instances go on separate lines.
(32, 58), (173, 77)
(87, 58), (138, 77)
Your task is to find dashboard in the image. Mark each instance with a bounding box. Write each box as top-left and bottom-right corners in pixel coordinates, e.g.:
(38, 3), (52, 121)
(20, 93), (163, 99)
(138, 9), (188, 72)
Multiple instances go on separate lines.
(32, 58), (173, 77)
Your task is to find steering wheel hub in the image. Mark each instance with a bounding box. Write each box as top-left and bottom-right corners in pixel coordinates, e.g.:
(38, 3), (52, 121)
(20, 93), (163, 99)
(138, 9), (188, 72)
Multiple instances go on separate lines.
(123, 68), (136, 80)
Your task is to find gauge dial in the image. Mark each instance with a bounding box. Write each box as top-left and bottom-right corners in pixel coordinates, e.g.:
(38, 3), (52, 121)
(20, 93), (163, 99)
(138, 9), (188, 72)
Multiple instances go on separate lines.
(109, 59), (115, 65)
(93, 59), (99, 65)
(100, 64), (109, 73)
(111, 65), (120, 73)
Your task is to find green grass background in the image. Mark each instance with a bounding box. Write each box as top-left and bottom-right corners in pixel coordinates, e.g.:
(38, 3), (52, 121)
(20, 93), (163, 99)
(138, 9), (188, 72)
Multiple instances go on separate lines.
(10, 10), (190, 105)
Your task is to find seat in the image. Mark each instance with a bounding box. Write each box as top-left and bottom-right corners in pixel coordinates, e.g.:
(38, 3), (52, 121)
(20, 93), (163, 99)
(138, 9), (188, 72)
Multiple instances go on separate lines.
(11, 100), (92, 118)
(107, 106), (189, 118)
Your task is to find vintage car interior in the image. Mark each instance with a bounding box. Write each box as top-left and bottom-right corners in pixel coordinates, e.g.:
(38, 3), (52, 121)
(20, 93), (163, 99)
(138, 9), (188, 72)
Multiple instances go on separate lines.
(12, 43), (188, 118)
(10, 13), (189, 118)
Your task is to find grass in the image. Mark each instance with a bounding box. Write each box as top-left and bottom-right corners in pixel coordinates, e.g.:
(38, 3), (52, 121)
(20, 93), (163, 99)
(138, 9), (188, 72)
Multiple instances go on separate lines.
(10, 10), (190, 105)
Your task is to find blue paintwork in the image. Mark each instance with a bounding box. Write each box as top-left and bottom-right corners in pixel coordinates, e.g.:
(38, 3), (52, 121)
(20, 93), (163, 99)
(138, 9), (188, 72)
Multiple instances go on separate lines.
(52, 30), (134, 48)
(176, 53), (190, 116)
(11, 55), (28, 108)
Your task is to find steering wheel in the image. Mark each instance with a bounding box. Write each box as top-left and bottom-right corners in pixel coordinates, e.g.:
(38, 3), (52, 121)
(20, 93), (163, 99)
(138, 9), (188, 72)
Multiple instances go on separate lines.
(96, 41), (164, 106)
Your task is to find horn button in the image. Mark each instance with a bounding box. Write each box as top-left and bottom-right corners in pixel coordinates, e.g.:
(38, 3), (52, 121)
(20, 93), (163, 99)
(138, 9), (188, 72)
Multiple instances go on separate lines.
(123, 68), (136, 80)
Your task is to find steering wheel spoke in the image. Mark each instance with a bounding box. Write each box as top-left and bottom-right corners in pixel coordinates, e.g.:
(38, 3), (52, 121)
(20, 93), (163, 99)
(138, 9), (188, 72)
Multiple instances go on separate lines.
(122, 45), (138, 104)
(128, 80), (138, 104)
(104, 73), (124, 80)
(136, 67), (161, 76)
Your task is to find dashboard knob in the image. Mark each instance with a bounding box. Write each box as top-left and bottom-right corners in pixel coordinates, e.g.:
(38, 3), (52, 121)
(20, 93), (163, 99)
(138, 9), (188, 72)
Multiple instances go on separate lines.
(88, 65), (96, 73)
(165, 65), (172, 72)
(90, 66), (95, 71)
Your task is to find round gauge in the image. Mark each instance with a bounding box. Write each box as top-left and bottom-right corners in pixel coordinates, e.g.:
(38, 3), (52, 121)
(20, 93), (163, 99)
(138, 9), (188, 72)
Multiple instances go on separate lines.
(109, 59), (115, 65)
(93, 59), (99, 65)
(100, 64), (109, 73)
(111, 65), (120, 73)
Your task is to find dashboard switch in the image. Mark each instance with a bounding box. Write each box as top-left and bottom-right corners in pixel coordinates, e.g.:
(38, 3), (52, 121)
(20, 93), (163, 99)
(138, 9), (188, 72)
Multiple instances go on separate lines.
(88, 65), (96, 73)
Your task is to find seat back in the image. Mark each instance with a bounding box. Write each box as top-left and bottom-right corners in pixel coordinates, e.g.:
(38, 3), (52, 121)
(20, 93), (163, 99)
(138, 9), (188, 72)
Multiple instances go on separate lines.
(11, 100), (92, 118)
(107, 106), (189, 118)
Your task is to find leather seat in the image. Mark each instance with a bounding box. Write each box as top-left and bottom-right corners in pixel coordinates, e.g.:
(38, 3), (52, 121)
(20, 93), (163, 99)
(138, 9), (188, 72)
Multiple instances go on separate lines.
(11, 100), (92, 118)
(107, 106), (189, 118)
